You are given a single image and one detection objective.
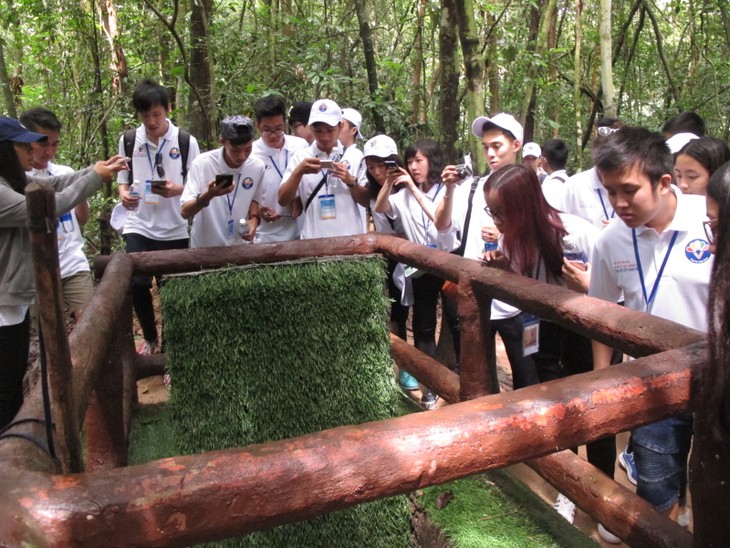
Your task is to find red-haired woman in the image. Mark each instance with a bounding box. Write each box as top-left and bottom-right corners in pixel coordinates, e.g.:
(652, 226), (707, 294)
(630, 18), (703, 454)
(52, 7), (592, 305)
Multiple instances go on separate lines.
(482, 164), (616, 529)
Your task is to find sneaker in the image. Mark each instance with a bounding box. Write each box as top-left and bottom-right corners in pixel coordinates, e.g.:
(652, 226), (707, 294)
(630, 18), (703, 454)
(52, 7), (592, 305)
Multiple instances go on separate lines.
(420, 390), (439, 410)
(399, 369), (419, 391)
(138, 339), (158, 356)
(597, 523), (622, 544)
(618, 447), (638, 485)
(553, 493), (576, 524)
(678, 506), (690, 527)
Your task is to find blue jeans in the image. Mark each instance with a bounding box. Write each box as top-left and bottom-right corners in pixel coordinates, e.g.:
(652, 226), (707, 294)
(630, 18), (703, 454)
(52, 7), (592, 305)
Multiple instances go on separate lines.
(633, 414), (693, 511)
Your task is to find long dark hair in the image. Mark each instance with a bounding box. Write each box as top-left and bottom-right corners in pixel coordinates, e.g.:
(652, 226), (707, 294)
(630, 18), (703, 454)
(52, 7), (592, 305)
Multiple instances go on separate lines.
(0, 141), (29, 194)
(704, 161), (730, 440)
(404, 139), (445, 188)
(485, 164), (567, 279)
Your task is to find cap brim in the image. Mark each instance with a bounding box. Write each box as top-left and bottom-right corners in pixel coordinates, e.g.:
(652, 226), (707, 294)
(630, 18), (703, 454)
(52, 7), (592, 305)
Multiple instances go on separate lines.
(471, 116), (490, 138)
(12, 131), (48, 143)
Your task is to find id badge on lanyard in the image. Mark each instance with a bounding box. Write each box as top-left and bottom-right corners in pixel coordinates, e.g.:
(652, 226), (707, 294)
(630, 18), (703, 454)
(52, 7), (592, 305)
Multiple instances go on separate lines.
(522, 314), (540, 357)
(320, 194), (336, 219)
(57, 212), (74, 241)
(144, 180), (160, 205)
(227, 218), (235, 243)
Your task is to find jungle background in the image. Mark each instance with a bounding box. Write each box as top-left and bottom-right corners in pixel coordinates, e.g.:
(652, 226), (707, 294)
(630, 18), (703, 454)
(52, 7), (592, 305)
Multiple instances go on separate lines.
(1, 0), (729, 252)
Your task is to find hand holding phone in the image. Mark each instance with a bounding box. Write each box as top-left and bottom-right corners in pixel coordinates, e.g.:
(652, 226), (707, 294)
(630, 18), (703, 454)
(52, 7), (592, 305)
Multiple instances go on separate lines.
(215, 174), (234, 188)
(151, 179), (167, 188)
(384, 160), (398, 170)
(320, 160), (334, 170)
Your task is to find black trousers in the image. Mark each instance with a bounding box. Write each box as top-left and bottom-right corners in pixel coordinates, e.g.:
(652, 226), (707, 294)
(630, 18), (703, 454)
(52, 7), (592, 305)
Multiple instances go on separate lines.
(124, 233), (189, 343)
(0, 312), (30, 430)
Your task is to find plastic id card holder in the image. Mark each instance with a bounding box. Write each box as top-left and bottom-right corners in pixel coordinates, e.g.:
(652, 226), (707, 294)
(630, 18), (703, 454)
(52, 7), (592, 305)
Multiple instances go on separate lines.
(319, 194), (336, 219)
(57, 212), (74, 240)
(522, 314), (540, 357)
(227, 218), (235, 242)
(144, 180), (160, 205)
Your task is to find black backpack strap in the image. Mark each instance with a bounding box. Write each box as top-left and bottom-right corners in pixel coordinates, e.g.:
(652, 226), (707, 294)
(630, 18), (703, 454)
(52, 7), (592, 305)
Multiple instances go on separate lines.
(178, 129), (191, 181)
(123, 128), (136, 182)
(452, 178), (480, 257)
(304, 174), (329, 212)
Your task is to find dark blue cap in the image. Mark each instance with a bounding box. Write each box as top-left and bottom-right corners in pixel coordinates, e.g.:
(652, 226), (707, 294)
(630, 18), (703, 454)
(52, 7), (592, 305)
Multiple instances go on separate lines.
(0, 117), (48, 143)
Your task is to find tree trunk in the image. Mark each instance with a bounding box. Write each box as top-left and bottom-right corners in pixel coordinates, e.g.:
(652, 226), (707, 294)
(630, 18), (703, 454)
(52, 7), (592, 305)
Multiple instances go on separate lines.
(354, 0), (385, 133)
(520, 0), (543, 141)
(0, 41), (17, 118)
(99, 0), (128, 96)
(599, 0), (616, 118)
(439, 0), (459, 161)
(453, 0), (485, 164)
(573, 0), (584, 170)
(411, 0), (425, 127)
(188, 0), (215, 146)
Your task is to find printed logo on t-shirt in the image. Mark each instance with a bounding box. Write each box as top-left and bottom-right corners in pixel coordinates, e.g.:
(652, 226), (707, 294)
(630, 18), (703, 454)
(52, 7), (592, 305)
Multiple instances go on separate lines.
(168, 147), (181, 160)
(685, 239), (711, 264)
(241, 177), (254, 189)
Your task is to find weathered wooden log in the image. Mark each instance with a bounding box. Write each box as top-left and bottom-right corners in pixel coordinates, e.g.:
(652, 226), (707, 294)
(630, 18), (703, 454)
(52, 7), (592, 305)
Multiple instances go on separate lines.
(457, 279), (493, 399)
(529, 451), (692, 547)
(25, 182), (82, 473)
(389, 334), (460, 403)
(0, 342), (700, 547)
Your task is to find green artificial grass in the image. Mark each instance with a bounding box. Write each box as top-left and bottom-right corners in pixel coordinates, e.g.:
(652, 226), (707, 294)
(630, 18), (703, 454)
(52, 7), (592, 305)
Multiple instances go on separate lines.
(158, 257), (411, 547)
(417, 472), (597, 548)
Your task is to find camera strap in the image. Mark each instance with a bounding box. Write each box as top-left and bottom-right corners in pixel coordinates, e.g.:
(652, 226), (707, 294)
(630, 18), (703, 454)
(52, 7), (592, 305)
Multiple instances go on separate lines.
(305, 174), (329, 212)
(451, 177), (480, 256)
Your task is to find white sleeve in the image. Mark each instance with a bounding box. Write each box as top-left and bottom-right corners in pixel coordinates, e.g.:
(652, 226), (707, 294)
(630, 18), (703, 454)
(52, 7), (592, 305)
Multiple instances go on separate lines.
(180, 157), (207, 205)
(587, 238), (622, 303)
(117, 134), (129, 185)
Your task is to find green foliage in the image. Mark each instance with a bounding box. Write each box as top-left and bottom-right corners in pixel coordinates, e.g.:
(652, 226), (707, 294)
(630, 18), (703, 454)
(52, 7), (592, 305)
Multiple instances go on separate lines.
(160, 258), (411, 547)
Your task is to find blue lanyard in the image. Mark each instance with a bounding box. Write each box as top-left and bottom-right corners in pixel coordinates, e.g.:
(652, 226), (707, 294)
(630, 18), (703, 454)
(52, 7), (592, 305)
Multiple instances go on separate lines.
(420, 183), (443, 245)
(269, 149), (288, 179)
(595, 188), (616, 221)
(632, 229), (679, 309)
(145, 138), (168, 175)
(226, 173), (242, 217)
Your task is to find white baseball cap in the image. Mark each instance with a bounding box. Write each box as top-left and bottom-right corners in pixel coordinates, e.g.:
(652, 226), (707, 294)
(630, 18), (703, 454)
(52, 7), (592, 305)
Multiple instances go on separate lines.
(342, 108), (363, 139)
(308, 99), (343, 127)
(471, 113), (524, 144)
(522, 142), (541, 158)
(666, 132), (700, 154)
(363, 135), (398, 158)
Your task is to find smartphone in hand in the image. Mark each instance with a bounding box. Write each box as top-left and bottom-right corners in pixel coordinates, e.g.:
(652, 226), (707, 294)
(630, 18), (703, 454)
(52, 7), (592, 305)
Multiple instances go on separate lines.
(215, 174), (234, 188)
(320, 160), (334, 170)
(151, 179), (167, 187)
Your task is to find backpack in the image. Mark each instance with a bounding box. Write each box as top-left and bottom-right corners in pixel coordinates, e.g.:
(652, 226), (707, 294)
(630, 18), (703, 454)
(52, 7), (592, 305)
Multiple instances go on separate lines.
(123, 127), (191, 182)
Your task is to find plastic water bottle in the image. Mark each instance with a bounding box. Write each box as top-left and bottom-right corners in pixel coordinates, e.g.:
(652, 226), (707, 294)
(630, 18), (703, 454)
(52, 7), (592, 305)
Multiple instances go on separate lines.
(239, 218), (250, 242)
(129, 180), (141, 215)
(562, 235), (588, 265)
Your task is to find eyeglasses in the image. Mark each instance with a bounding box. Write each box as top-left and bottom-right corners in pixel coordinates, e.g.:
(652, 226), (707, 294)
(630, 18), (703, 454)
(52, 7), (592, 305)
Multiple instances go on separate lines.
(597, 126), (619, 137)
(261, 127), (285, 136)
(154, 151), (165, 177)
(704, 218), (718, 243)
(484, 205), (504, 222)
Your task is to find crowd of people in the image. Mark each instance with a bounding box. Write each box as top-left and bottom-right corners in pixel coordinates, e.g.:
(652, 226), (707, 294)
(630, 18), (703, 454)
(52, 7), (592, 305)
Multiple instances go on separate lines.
(1, 77), (729, 543)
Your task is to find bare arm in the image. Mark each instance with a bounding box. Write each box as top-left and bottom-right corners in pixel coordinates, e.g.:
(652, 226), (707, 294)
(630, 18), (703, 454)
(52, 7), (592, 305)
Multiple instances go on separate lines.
(434, 165), (461, 230)
(592, 339), (615, 370)
(278, 157), (320, 206)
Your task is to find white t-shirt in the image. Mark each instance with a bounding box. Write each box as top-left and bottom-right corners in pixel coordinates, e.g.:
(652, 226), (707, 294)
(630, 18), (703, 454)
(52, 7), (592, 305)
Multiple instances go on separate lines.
(561, 167), (617, 229)
(181, 148), (266, 248)
(588, 188), (712, 332)
(29, 163), (90, 278)
(440, 175), (520, 320)
(117, 120), (200, 241)
(542, 169), (568, 211)
(386, 182), (448, 248)
(282, 142), (366, 239)
(341, 144), (368, 232)
(251, 135), (308, 243)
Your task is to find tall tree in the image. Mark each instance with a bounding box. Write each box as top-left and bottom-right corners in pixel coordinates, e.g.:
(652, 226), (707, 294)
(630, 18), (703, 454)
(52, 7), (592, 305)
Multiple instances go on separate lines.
(188, 0), (214, 145)
(354, 0), (385, 133)
(439, 0), (459, 160)
(599, 0), (616, 117)
(0, 40), (16, 117)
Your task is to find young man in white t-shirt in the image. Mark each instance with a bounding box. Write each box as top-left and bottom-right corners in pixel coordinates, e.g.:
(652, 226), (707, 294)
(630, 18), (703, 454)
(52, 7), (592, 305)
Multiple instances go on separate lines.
(437, 113), (540, 391)
(589, 126), (712, 532)
(181, 116), (265, 248)
(250, 95), (308, 243)
(116, 79), (201, 355)
(539, 138), (569, 210)
(278, 99), (369, 239)
(20, 108), (92, 322)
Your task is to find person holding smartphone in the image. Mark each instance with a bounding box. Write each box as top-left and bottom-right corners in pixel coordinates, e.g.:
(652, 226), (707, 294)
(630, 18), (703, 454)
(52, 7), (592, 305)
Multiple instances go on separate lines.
(181, 116), (265, 248)
(116, 79), (201, 356)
